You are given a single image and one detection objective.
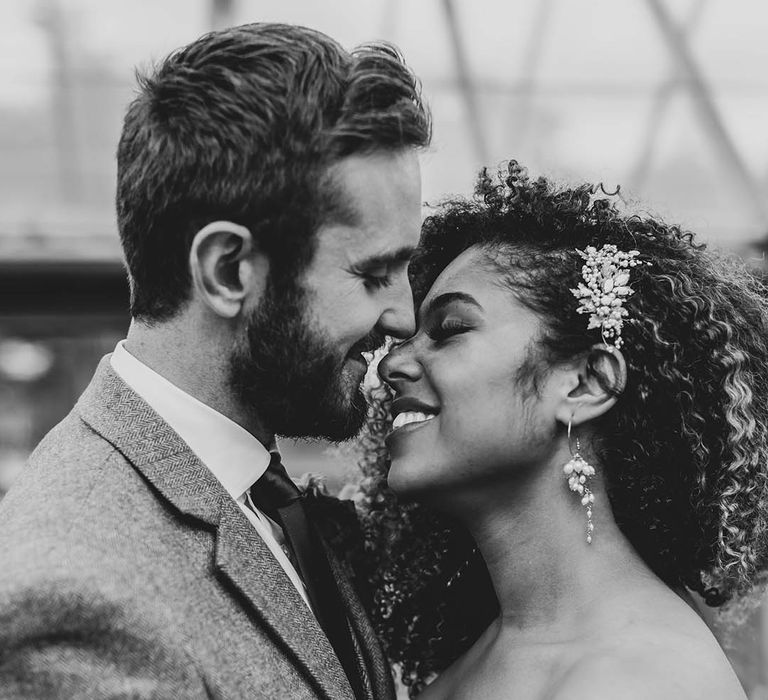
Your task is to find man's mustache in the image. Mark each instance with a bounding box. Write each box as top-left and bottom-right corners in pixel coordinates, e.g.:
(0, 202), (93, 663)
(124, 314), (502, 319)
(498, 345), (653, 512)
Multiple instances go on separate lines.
(347, 331), (387, 358)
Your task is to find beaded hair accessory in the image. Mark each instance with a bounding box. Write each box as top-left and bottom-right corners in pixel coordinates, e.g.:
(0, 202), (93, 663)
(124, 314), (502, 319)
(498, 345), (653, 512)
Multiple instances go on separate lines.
(570, 244), (646, 350)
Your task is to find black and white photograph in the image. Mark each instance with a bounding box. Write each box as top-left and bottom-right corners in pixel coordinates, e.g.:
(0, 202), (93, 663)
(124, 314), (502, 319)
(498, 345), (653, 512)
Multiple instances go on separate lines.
(1, 1), (767, 698)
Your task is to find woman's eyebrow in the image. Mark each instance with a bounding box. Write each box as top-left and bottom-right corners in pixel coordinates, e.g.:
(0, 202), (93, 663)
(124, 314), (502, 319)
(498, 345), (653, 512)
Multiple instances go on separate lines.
(419, 291), (483, 320)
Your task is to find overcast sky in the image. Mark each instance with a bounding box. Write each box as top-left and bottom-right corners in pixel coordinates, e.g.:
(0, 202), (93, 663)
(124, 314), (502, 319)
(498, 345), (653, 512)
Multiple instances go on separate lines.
(2, 0), (767, 248)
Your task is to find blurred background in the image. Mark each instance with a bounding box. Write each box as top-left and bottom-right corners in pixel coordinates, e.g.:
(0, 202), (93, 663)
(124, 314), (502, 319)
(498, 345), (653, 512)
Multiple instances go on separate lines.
(1, 0), (767, 694)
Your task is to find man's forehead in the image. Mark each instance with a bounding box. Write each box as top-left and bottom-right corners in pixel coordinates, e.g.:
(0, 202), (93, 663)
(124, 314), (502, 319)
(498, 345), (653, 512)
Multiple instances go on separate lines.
(321, 150), (421, 220)
(310, 150), (423, 267)
(313, 220), (414, 257)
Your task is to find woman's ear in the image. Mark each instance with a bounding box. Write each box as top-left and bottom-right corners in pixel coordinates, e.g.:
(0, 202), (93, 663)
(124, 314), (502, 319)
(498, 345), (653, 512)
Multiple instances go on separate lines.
(189, 221), (270, 319)
(555, 344), (627, 427)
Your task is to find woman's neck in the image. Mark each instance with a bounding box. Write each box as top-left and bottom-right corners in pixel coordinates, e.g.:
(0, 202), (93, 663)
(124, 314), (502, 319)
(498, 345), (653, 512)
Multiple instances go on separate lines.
(460, 463), (656, 642)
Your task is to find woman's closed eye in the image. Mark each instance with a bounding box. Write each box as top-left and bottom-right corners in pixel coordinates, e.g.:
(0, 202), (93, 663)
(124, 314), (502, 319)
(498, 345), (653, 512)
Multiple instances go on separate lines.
(428, 318), (473, 343)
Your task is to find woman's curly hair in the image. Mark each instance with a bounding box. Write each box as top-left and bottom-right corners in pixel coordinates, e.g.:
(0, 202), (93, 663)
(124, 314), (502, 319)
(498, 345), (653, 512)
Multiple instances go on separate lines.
(350, 161), (768, 696)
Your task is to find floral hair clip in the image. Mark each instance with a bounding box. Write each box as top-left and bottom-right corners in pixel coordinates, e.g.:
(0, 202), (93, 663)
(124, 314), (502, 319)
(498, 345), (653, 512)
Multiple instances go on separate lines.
(570, 244), (647, 350)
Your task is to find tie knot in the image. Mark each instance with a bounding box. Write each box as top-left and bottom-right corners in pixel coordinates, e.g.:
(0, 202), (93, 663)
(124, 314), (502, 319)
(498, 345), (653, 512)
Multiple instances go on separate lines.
(249, 453), (302, 520)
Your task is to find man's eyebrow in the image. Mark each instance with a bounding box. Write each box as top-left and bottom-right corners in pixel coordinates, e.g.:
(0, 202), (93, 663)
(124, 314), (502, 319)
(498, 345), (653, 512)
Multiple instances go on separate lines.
(420, 292), (483, 319)
(354, 247), (416, 269)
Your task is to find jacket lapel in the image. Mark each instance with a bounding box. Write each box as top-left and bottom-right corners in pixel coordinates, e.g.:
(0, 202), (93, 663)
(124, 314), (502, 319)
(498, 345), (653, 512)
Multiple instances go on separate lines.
(327, 546), (396, 700)
(214, 500), (353, 699)
(76, 357), (353, 700)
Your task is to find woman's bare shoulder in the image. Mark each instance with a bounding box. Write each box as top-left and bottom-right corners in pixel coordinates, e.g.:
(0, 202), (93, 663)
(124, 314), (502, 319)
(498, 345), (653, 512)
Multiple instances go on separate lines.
(548, 623), (746, 700)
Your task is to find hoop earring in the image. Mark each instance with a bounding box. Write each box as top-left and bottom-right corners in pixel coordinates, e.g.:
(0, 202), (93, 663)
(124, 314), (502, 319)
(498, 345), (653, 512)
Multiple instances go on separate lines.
(563, 418), (596, 544)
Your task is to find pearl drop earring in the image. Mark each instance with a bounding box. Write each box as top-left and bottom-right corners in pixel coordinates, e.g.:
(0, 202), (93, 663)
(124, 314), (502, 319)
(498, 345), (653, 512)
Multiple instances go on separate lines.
(563, 418), (596, 544)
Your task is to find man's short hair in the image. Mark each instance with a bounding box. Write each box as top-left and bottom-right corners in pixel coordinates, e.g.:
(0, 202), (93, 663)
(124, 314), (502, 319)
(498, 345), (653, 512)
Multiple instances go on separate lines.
(116, 23), (431, 321)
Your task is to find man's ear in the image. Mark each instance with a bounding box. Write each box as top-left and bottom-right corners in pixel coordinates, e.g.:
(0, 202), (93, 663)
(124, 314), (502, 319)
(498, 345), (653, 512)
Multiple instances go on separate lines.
(189, 221), (269, 319)
(554, 344), (627, 427)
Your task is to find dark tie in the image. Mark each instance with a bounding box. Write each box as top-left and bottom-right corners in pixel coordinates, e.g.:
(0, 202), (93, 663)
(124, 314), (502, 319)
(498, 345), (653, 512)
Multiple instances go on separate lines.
(250, 454), (365, 699)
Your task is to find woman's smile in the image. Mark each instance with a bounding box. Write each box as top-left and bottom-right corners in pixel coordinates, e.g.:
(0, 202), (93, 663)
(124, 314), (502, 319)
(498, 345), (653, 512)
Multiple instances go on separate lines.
(387, 396), (440, 443)
(392, 411), (436, 430)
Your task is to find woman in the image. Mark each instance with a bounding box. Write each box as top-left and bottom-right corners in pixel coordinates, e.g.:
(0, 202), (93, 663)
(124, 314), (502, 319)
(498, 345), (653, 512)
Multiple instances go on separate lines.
(351, 162), (768, 699)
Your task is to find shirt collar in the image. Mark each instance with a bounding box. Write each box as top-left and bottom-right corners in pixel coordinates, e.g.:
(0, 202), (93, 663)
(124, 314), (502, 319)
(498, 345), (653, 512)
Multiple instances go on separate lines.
(110, 340), (273, 499)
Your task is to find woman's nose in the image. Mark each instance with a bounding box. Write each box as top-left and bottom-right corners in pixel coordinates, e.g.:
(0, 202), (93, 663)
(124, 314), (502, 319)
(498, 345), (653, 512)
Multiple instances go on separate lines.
(378, 339), (421, 388)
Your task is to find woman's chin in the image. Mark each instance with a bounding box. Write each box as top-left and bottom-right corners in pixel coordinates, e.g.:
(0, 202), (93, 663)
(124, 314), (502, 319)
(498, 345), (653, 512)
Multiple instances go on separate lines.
(386, 460), (434, 500)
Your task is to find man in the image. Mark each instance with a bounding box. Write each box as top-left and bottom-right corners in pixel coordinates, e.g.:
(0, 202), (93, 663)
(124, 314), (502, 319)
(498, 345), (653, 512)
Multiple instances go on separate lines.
(0, 23), (430, 699)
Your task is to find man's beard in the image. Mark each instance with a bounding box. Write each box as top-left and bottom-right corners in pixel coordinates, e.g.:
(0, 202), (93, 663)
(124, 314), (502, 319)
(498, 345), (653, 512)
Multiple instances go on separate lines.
(228, 279), (381, 442)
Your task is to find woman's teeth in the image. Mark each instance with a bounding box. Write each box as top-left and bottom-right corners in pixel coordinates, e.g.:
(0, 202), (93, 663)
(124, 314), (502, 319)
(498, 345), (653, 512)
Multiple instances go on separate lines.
(392, 412), (436, 430)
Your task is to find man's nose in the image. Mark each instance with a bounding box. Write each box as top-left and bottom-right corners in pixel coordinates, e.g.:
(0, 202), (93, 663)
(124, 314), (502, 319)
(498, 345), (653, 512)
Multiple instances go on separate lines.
(377, 277), (416, 339)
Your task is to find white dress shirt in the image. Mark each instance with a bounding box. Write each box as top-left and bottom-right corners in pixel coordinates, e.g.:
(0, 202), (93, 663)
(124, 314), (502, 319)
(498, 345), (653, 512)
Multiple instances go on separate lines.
(110, 340), (312, 610)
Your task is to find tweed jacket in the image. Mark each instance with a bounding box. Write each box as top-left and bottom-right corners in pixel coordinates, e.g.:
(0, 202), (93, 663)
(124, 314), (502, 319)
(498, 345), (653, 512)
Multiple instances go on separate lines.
(0, 357), (395, 700)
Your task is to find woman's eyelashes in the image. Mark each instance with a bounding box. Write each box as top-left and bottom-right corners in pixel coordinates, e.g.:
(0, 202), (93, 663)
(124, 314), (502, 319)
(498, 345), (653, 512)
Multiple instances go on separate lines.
(427, 317), (473, 343)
